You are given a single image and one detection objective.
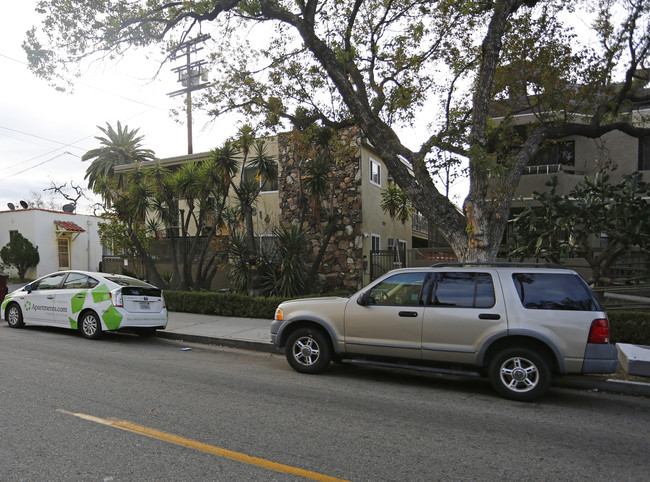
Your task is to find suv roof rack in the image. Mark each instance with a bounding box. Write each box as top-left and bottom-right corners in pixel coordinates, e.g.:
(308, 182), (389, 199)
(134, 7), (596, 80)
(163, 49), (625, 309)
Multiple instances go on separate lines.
(430, 262), (566, 269)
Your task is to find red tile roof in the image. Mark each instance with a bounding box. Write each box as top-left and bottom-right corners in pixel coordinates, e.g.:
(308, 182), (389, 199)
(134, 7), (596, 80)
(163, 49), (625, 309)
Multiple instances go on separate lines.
(54, 220), (86, 232)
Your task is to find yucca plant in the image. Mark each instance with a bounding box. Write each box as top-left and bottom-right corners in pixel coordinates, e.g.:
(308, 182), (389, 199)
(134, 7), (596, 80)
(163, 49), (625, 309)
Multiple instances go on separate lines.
(262, 224), (310, 297)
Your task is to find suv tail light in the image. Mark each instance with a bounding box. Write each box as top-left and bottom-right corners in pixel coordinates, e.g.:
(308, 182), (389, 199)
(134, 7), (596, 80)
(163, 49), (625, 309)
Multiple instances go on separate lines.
(110, 289), (124, 308)
(588, 318), (610, 344)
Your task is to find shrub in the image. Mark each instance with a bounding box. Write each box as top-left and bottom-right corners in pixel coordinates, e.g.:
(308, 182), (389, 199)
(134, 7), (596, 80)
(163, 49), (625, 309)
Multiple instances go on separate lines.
(608, 311), (650, 346)
(164, 290), (286, 319)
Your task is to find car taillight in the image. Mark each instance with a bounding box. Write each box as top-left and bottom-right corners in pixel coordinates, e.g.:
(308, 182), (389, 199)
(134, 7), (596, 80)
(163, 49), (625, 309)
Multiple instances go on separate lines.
(588, 318), (610, 344)
(110, 290), (124, 308)
(162, 293), (166, 309)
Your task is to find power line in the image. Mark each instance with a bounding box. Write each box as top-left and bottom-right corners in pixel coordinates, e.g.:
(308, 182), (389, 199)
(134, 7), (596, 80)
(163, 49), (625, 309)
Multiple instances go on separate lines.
(0, 51), (164, 111)
(0, 151), (75, 180)
(0, 125), (87, 152)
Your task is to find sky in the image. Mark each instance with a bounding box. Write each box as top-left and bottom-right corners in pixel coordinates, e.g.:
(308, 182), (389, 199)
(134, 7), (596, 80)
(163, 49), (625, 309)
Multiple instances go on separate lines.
(0, 1), (235, 214)
(0, 1), (473, 217)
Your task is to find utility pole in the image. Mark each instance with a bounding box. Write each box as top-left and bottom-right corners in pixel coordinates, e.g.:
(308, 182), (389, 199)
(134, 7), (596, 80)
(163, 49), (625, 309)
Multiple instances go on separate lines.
(168, 34), (211, 154)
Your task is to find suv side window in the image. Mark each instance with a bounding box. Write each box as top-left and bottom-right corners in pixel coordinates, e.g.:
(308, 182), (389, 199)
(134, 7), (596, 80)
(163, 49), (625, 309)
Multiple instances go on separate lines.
(367, 272), (426, 306)
(512, 273), (598, 311)
(429, 272), (495, 308)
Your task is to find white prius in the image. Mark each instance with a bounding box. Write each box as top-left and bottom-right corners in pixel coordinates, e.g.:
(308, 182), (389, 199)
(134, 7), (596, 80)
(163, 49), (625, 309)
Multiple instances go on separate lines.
(1, 270), (167, 339)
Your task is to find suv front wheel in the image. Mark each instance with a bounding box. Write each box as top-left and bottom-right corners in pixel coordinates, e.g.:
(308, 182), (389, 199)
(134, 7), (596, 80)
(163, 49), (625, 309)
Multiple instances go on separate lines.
(489, 347), (551, 402)
(285, 327), (331, 374)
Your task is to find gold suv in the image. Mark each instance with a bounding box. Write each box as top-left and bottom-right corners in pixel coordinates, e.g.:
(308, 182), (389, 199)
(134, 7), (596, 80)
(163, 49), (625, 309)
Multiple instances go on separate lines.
(271, 263), (618, 401)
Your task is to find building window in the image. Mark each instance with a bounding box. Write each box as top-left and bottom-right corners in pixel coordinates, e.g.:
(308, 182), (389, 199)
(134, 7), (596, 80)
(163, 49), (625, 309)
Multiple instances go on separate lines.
(256, 234), (278, 255)
(371, 234), (381, 251)
(244, 165), (279, 192)
(369, 158), (381, 186)
(525, 140), (575, 175)
(412, 211), (428, 233)
(639, 136), (650, 171)
(58, 237), (70, 270)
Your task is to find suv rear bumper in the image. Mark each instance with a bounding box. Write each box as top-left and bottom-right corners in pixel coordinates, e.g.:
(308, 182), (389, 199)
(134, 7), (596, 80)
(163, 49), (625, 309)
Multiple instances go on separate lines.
(582, 343), (619, 374)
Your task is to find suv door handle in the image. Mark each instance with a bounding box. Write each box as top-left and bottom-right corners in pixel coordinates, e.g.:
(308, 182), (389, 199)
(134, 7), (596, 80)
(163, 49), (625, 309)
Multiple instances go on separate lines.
(479, 313), (500, 320)
(399, 311), (418, 318)
(47, 295), (55, 300)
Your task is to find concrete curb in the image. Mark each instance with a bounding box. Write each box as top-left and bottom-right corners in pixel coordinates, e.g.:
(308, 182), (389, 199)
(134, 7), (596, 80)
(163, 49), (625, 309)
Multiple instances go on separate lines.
(156, 331), (650, 398)
(156, 331), (282, 354)
(553, 375), (650, 397)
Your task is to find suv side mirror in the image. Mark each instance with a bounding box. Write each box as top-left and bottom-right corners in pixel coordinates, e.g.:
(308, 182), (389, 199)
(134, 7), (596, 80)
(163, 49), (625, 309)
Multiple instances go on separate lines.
(357, 292), (370, 306)
(24, 284), (32, 294)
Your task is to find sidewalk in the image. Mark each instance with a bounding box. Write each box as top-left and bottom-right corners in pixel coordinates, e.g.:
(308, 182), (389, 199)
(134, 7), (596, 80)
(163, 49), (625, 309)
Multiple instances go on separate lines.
(158, 311), (281, 353)
(160, 311), (650, 398)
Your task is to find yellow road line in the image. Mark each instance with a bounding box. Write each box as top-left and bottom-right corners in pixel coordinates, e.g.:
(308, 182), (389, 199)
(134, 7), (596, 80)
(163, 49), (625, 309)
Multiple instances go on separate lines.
(57, 409), (348, 482)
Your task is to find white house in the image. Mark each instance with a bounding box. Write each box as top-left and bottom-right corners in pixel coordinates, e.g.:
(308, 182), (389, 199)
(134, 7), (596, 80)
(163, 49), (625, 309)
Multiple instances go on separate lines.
(0, 208), (104, 279)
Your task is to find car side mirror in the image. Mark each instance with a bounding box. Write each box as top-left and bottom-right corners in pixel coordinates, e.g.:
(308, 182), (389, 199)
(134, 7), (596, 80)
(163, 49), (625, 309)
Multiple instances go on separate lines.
(24, 284), (32, 294)
(357, 292), (370, 306)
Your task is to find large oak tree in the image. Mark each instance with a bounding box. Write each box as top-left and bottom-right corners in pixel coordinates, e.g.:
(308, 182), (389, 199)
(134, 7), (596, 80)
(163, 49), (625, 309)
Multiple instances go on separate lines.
(24, 0), (650, 261)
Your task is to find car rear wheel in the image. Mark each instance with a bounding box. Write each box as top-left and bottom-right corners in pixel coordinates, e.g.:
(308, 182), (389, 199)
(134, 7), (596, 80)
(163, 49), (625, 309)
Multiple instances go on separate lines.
(285, 327), (331, 374)
(488, 347), (551, 402)
(79, 311), (103, 340)
(6, 303), (25, 328)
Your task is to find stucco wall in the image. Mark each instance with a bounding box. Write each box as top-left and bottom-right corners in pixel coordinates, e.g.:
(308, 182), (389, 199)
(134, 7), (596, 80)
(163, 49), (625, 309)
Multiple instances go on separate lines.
(0, 209), (104, 279)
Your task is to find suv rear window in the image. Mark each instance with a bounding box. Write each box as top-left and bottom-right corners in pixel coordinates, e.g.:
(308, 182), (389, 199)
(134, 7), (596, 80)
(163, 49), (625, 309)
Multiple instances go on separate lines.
(512, 273), (599, 311)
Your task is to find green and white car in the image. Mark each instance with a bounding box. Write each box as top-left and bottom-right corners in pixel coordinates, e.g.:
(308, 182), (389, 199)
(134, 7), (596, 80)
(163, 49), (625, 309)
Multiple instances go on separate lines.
(2, 270), (167, 339)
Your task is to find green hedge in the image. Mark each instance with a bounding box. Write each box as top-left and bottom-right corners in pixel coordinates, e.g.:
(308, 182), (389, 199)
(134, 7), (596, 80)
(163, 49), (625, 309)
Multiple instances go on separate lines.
(164, 290), (286, 319)
(608, 311), (650, 346)
(164, 291), (650, 345)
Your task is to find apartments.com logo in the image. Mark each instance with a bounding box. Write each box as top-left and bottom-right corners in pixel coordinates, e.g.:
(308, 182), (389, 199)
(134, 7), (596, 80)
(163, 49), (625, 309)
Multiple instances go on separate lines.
(28, 303), (68, 313)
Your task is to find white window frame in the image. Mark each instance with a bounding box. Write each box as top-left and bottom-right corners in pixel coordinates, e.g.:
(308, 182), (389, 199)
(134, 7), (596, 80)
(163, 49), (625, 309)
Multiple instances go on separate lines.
(58, 236), (71, 270)
(370, 233), (381, 251)
(369, 158), (381, 187)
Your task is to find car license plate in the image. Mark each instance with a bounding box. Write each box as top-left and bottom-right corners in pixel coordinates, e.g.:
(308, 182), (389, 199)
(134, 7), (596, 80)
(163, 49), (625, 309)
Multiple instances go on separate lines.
(140, 302), (150, 310)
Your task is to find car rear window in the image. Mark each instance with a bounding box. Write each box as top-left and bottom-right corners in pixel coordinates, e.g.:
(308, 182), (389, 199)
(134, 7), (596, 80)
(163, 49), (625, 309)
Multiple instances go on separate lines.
(104, 276), (155, 288)
(512, 273), (599, 311)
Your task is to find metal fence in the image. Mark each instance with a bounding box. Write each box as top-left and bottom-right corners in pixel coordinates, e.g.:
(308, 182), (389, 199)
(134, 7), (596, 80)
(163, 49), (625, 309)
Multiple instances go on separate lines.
(369, 248), (458, 281)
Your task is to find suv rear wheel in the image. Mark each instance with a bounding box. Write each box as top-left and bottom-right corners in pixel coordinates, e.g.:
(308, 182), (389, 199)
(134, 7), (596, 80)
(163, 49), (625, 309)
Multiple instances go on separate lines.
(489, 347), (551, 402)
(285, 327), (331, 374)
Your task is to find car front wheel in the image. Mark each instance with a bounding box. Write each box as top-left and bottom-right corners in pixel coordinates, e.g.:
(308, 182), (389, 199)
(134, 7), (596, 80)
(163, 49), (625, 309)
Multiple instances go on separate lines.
(285, 327), (331, 374)
(488, 347), (551, 402)
(79, 311), (103, 340)
(6, 303), (25, 328)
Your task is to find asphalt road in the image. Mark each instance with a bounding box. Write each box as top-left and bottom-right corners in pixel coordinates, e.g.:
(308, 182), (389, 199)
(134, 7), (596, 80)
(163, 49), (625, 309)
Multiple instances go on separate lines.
(1, 324), (649, 481)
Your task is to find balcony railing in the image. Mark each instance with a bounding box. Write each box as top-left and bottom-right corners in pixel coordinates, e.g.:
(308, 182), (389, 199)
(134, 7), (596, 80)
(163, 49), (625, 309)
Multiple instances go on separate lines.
(523, 163), (562, 175)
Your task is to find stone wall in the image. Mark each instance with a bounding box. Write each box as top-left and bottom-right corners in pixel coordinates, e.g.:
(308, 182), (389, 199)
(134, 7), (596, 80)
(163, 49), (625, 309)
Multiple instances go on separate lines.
(277, 128), (364, 292)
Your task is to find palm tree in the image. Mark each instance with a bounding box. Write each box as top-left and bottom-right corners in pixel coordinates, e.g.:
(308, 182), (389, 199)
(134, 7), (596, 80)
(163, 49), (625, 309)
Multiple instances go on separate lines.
(82, 121), (156, 194)
(381, 184), (413, 265)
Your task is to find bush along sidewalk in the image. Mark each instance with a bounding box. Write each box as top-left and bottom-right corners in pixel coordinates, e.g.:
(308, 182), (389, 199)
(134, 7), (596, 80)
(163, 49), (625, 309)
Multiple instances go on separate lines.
(608, 311), (650, 346)
(164, 290), (287, 319)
